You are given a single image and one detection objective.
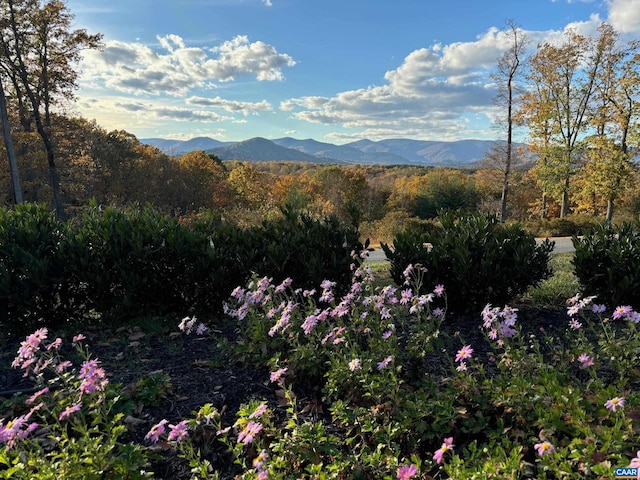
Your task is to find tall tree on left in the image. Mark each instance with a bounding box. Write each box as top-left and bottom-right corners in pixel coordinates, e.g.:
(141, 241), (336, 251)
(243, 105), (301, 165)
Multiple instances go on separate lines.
(0, 0), (102, 218)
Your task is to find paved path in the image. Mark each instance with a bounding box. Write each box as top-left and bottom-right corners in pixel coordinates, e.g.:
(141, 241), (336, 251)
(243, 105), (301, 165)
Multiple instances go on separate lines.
(365, 236), (575, 263)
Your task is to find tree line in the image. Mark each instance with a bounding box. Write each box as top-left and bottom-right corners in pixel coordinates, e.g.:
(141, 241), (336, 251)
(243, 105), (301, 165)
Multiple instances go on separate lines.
(0, 3), (639, 231)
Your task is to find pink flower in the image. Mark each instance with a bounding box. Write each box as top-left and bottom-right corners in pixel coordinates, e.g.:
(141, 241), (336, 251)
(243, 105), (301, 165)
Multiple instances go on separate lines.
(142, 423), (166, 447)
(270, 368), (288, 385)
(534, 440), (554, 456)
(196, 323), (208, 335)
(382, 330), (393, 340)
(26, 387), (49, 405)
(605, 397), (625, 412)
(249, 404), (268, 419)
(577, 354), (594, 368)
(348, 358), (361, 371)
(72, 333), (86, 344)
(397, 463), (419, 479)
(168, 420), (189, 442)
(237, 421), (263, 445)
(433, 284), (445, 297)
(455, 345), (473, 363)
(568, 319), (583, 330)
(613, 305), (633, 320)
(59, 402), (82, 421)
(456, 362), (467, 372)
(377, 355), (393, 370)
(78, 359), (108, 394)
(433, 437), (454, 464)
(629, 450), (640, 468)
(55, 360), (73, 373)
(46, 338), (62, 351)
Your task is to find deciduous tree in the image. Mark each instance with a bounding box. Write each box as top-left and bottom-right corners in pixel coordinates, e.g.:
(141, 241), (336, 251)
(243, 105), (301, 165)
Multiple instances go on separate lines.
(0, 0), (102, 218)
(491, 20), (527, 222)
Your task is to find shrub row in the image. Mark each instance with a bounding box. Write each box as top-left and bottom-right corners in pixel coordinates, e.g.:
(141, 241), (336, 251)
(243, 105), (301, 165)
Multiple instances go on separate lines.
(573, 221), (640, 309)
(382, 212), (555, 312)
(0, 203), (365, 332)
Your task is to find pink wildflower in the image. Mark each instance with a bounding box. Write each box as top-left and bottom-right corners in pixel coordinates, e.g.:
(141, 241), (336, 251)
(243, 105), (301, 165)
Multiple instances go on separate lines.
(46, 338), (62, 351)
(534, 441), (555, 456)
(26, 387), (49, 405)
(237, 421), (263, 445)
(270, 368), (288, 385)
(59, 402), (82, 421)
(455, 345), (473, 363)
(78, 359), (108, 395)
(72, 333), (86, 344)
(168, 420), (189, 442)
(434, 284), (445, 297)
(456, 362), (467, 372)
(349, 358), (361, 371)
(605, 397), (625, 412)
(568, 319), (582, 330)
(382, 330), (393, 340)
(196, 323), (208, 335)
(249, 404), (268, 419)
(629, 450), (640, 468)
(397, 463), (419, 479)
(377, 355), (393, 370)
(613, 305), (633, 320)
(433, 437), (454, 464)
(55, 360), (73, 373)
(577, 354), (594, 368)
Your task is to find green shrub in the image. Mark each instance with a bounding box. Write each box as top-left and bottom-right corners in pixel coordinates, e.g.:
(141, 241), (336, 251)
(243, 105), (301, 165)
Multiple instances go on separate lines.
(523, 213), (603, 237)
(0, 204), (68, 330)
(64, 204), (255, 320)
(382, 212), (554, 312)
(249, 206), (367, 296)
(572, 221), (640, 309)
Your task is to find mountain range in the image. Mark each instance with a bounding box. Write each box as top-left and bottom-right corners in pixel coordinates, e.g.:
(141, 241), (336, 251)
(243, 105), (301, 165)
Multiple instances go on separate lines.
(141, 136), (519, 167)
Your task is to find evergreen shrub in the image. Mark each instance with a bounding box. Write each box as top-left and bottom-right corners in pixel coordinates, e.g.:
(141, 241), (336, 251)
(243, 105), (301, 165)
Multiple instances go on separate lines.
(0, 204), (68, 330)
(1, 203), (366, 329)
(382, 212), (554, 312)
(573, 221), (640, 309)
(249, 206), (367, 296)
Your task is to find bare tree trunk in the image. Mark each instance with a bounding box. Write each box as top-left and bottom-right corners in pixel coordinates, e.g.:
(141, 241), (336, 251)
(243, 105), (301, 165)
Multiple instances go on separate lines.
(606, 198), (614, 224)
(0, 80), (22, 204)
(560, 178), (570, 218)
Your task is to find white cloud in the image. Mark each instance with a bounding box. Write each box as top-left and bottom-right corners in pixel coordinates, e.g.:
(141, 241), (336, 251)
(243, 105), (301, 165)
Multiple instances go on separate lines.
(262, 0), (273, 6)
(81, 34), (295, 96)
(608, 0), (640, 32)
(282, 27), (509, 140)
(75, 96), (234, 129)
(186, 96), (272, 115)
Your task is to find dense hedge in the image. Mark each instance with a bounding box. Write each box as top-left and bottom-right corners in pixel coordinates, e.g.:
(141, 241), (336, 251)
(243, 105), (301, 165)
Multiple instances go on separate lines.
(573, 221), (640, 309)
(0, 203), (365, 332)
(382, 212), (554, 312)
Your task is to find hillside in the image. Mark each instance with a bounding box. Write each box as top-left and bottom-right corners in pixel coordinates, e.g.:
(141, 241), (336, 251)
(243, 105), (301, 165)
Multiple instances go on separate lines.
(208, 137), (336, 163)
(141, 136), (522, 167)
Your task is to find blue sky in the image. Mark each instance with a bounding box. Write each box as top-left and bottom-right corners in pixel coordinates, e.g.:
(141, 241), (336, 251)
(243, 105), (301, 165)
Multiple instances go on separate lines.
(66, 0), (640, 144)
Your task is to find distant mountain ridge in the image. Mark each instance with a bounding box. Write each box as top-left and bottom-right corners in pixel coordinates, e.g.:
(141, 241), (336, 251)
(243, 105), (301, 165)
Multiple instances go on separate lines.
(141, 136), (522, 167)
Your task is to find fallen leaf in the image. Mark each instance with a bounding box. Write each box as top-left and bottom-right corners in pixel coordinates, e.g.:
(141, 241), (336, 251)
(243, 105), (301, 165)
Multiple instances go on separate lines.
(128, 332), (146, 341)
(123, 415), (146, 431)
(301, 399), (323, 414)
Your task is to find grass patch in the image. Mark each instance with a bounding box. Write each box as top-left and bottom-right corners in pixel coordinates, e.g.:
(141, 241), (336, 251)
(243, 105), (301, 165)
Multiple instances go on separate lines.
(524, 253), (580, 307)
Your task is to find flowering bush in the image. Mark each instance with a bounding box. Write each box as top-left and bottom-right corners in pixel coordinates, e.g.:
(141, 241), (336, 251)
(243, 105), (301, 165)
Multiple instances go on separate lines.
(0, 329), (150, 479)
(2, 264), (640, 479)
